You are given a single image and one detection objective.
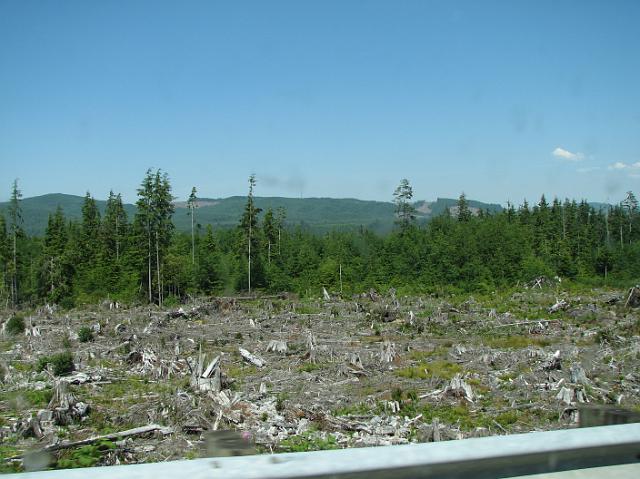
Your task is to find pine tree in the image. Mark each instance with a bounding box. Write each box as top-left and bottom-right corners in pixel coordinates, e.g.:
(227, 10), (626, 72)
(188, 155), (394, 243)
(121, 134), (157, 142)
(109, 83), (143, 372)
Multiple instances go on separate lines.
(457, 192), (472, 222)
(0, 214), (7, 302)
(239, 174), (262, 292)
(136, 170), (155, 302)
(263, 207), (277, 265)
(133, 169), (174, 305)
(152, 170), (175, 306)
(276, 206), (286, 257)
(622, 191), (638, 244)
(7, 179), (23, 306)
(505, 202), (516, 223)
(519, 200), (531, 225)
(41, 207), (71, 302)
(187, 187), (198, 264)
(393, 179), (416, 231)
(102, 191), (128, 262)
(80, 192), (101, 262)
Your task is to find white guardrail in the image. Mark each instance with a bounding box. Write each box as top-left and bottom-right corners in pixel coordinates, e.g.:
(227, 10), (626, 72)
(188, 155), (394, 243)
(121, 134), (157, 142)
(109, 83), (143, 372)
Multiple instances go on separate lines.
(6, 423), (640, 479)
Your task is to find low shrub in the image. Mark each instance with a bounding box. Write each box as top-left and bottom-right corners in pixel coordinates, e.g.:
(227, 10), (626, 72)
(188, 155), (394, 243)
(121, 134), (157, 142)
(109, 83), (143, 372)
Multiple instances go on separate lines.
(6, 315), (25, 336)
(78, 326), (94, 343)
(37, 351), (75, 376)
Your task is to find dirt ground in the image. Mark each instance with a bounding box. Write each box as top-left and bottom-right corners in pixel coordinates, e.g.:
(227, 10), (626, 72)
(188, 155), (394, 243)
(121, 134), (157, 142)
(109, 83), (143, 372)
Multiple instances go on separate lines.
(1, 283), (639, 472)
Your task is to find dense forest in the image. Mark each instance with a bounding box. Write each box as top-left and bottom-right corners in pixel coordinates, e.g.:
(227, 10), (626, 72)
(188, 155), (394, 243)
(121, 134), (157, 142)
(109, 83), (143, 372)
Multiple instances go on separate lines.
(1, 170), (639, 308)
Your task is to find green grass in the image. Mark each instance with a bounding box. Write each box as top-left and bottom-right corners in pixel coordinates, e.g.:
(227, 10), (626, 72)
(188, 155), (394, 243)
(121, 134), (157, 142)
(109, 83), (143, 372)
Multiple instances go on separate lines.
(294, 303), (322, 315)
(396, 360), (463, 380)
(422, 403), (492, 430)
(278, 433), (339, 452)
(0, 444), (22, 473)
(499, 371), (518, 381)
(407, 345), (449, 361)
(482, 335), (551, 349)
(226, 364), (257, 379)
(298, 363), (324, 373)
(93, 376), (175, 405)
(0, 388), (53, 410)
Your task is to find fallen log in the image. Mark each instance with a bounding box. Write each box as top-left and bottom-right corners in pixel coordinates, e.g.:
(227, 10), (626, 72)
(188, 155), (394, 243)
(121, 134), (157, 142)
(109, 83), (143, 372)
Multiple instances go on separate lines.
(8, 424), (173, 459)
(494, 319), (560, 328)
(239, 348), (266, 367)
(548, 299), (569, 313)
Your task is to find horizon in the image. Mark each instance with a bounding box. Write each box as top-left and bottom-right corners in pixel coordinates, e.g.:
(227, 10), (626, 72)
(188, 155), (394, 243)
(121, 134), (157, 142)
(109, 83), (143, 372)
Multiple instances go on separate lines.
(0, 188), (612, 209)
(2, 1), (639, 204)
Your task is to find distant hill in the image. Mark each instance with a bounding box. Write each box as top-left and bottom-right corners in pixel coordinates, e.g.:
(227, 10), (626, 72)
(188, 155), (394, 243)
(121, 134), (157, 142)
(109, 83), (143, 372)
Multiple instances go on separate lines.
(0, 194), (137, 236)
(0, 193), (503, 236)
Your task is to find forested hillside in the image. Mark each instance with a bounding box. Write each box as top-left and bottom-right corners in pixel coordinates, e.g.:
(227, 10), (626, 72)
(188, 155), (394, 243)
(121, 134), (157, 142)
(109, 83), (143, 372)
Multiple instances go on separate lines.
(0, 193), (502, 236)
(0, 171), (638, 308)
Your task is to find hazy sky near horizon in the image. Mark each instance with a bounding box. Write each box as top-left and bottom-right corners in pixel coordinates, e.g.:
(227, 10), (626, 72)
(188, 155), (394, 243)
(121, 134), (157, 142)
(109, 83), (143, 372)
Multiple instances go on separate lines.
(1, 0), (639, 205)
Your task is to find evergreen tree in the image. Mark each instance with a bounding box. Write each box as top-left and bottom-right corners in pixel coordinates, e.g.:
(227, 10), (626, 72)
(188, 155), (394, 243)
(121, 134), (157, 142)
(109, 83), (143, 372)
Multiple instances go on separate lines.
(133, 169), (175, 305)
(263, 207), (277, 265)
(135, 170), (155, 302)
(622, 191), (638, 244)
(238, 174), (262, 292)
(187, 187), (198, 264)
(0, 214), (7, 302)
(393, 179), (416, 231)
(101, 191), (128, 262)
(518, 200), (531, 225)
(457, 192), (472, 222)
(7, 179), (23, 306)
(505, 202), (516, 223)
(40, 207), (72, 303)
(276, 206), (286, 257)
(80, 192), (101, 262)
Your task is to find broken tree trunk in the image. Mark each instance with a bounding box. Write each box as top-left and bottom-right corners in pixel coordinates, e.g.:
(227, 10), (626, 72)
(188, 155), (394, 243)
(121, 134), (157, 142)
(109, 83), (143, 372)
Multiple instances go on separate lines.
(379, 340), (397, 364)
(625, 285), (640, 308)
(239, 348), (265, 368)
(443, 374), (475, 402)
(266, 340), (288, 354)
(323, 287), (331, 301)
(191, 350), (222, 392)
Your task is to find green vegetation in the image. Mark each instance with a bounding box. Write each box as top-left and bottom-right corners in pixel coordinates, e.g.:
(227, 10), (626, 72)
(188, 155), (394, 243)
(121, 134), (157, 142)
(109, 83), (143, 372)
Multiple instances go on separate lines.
(0, 444), (22, 473)
(0, 193), (503, 237)
(78, 326), (94, 343)
(0, 388), (53, 409)
(0, 173), (638, 307)
(299, 362), (323, 373)
(36, 351), (75, 376)
(422, 403), (492, 431)
(56, 440), (115, 469)
(334, 402), (382, 416)
(482, 335), (551, 349)
(279, 432), (339, 452)
(6, 315), (25, 336)
(396, 360), (463, 380)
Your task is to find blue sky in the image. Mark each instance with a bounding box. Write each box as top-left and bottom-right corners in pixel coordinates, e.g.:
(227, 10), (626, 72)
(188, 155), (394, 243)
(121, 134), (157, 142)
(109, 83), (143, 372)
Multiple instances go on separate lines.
(1, 0), (639, 205)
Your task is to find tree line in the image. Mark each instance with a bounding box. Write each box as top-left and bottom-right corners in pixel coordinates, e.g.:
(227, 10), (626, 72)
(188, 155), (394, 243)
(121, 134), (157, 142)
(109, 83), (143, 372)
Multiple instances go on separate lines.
(1, 173), (638, 308)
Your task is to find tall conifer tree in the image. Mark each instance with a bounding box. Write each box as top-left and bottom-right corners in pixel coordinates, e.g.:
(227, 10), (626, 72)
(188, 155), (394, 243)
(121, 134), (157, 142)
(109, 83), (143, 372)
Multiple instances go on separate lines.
(7, 180), (23, 306)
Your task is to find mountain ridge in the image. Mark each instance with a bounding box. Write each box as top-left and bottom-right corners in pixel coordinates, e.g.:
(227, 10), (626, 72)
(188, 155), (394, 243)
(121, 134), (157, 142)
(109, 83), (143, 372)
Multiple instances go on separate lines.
(0, 192), (501, 236)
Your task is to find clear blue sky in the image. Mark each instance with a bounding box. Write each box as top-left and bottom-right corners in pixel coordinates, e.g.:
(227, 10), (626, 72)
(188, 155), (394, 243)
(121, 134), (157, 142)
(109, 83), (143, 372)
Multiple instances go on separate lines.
(1, 0), (639, 205)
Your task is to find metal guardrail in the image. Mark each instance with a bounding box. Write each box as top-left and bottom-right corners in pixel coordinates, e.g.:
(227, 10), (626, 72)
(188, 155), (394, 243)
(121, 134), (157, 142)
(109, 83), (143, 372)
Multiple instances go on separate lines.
(7, 423), (640, 479)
